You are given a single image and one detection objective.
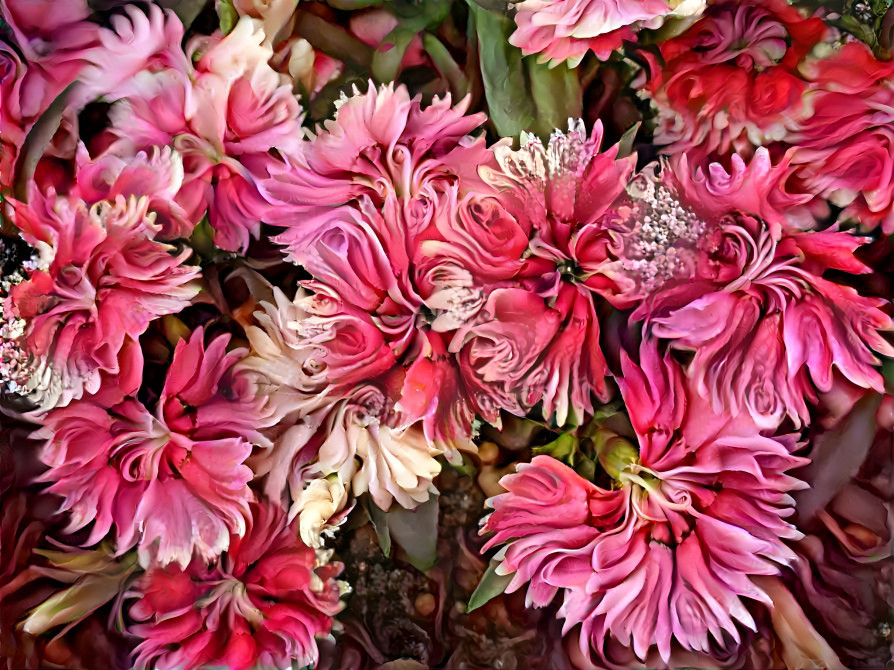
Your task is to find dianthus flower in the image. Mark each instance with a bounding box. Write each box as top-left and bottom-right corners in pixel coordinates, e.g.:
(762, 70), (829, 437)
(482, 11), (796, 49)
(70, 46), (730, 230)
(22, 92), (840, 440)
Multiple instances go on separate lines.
(3, 188), (199, 411)
(34, 329), (266, 568)
(129, 501), (343, 670)
(242, 288), (443, 514)
(105, 14), (303, 250)
(780, 41), (894, 232)
(643, 0), (828, 156)
(259, 84), (498, 451)
(461, 120), (633, 426)
(482, 343), (807, 664)
(510, 0), (705, 67)
(599, 163), (894, 429)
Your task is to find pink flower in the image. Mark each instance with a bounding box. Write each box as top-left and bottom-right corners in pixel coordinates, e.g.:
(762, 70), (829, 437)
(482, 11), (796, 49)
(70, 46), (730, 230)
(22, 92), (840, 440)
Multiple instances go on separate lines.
(509, 0), (698, 67)
(644, 215), (894, 429)
(5, 189), (199, 411)
(451, 287), (562, 424)
(74, 145), (194, 240)
(643, 0), (828, 156)
(262, 81), (491, 238)
(482, 344), (808, 664)
(105, 16), (304, 251)
(34, 329), (265, 568)
(129, 501), (343, 670)
(778, 42), (894, 232)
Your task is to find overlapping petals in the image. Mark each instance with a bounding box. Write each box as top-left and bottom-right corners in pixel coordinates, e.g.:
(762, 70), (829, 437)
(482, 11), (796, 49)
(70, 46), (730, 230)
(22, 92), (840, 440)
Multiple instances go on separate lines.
(4, 189), (199, 411)
(129, 501), (343, 670)
(33, 330), (264, 568)
(483, 344), (808, 663)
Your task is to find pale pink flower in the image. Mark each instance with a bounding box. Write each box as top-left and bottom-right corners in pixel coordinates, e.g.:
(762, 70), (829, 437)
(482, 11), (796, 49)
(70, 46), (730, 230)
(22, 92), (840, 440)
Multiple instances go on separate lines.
(74, 145), (194, 240)
(5, 189), (199, 411)
(34, 330), (264, 568)
(241, 290), (452, 513)
(129, 501), (343, 670)
(509, 0), (701, 67)
(482, 344), (807, 664)
(105, 16), (304, 251)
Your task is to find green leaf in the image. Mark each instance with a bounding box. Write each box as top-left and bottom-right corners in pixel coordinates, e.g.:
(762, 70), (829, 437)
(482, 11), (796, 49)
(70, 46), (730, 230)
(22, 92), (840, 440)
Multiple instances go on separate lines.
(531, 433), (579, 463)
(14, 82), (79, 202)
(468, 4), (535, 138)
(215, 0), (238, 35)
(616, 121), (641, 159)
(387, 492), (440, 572)
(371, 26), (419, 83)
(422, 33), (469, 99)
(157, 0), (210, 30)
(469, 4), (582, 140)
(526, 59), (582, 139)
(365, 497), (392, 557)
(467, 558), (513, 611)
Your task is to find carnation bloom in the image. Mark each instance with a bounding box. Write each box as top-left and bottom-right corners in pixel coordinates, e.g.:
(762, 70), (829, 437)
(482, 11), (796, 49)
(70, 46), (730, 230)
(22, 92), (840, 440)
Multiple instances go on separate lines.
(597, 164), (894, 430)
(240, 285), (445, 513)
(262, 81), (492, 239)
(261, 83), (495, 450)
(643, 0), (828, 156)
(4, 189), (199, 411)
(779, 42), (894, 232)
(34, 329), (266, 568)
(462, 119), (634, 426)
(509, 0), (706, 67)
(105, 15), (303, 251)
(129, 501), (343, 670)
(482, 343), (808, 664)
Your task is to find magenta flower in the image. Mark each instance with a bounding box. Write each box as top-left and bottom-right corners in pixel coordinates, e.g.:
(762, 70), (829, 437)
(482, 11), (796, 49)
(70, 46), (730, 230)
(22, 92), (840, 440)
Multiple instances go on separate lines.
(34, 329), (265, 568)
(129, 501), (343, 670)
(482, 343), (808, 664)
(5, 189), (199, 411)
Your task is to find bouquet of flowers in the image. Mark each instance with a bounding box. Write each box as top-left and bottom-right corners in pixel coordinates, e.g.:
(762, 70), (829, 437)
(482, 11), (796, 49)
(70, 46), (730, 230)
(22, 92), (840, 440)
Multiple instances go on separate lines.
(0, 0), (892, 668)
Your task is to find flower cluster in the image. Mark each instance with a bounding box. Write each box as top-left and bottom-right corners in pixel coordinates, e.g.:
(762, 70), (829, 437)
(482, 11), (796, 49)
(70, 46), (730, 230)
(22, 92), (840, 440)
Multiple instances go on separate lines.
(1, 0), (893, 668)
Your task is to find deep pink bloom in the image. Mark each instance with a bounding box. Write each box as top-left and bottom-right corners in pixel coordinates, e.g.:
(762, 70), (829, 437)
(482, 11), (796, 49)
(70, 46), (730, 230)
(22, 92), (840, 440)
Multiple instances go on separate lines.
(779, 42), (894, 232)
(6, 189), (199, 410)
(643, 0), (828, 156)
(34, 330), (265, 568)
(509, 0), (694, 67)
(129, 501), (343, 670)
(450, 283), (604, 427)
(482, 344), (808, 664)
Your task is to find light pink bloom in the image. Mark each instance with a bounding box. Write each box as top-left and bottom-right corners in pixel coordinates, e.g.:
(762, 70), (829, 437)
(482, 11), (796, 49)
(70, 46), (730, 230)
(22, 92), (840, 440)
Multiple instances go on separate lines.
(482, 344), (807, 664)
(34, 330), (265, 568)
(106, 16), (303, 251)
(509, 0), (698, 67)
(6, 189), (199, 411)
(262, 82), (491, 240)
(129, 501), (343, 670)
(74, 145), (194, 240)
